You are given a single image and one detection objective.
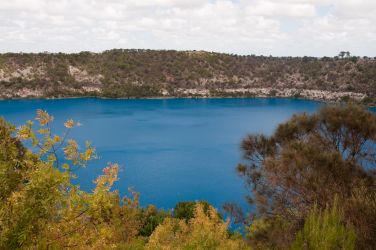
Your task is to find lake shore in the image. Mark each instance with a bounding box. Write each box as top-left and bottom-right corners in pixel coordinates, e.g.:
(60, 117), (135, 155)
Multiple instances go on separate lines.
(0, 87), (374, 107)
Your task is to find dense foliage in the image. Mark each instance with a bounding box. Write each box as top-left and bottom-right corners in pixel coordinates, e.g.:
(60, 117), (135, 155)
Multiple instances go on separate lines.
(233, 104), (376, 249)
(146, 204), (249, 250)
(291, 199), (356, 250)
(0, 50), (375, 103)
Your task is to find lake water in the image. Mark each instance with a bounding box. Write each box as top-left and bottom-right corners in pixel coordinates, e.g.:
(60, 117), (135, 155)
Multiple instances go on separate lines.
(0, 98), (325, 210)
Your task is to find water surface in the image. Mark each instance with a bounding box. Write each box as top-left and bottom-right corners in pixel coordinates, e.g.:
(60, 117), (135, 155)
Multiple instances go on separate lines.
(0, 98), (323, 210)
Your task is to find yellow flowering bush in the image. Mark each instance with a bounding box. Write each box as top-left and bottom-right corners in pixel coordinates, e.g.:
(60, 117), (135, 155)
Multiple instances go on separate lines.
(146, 204), (250, 250)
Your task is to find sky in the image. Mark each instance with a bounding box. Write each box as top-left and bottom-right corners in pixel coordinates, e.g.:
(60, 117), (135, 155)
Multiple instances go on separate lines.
(0, 0), (375, 56)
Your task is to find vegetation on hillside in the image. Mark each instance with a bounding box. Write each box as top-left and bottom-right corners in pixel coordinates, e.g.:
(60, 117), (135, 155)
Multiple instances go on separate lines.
(0, 50), (375, 104)
(0, 105), (375, 249)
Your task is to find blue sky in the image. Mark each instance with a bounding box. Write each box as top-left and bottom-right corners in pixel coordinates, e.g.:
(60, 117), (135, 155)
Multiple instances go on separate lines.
(0, 0), (375, 56)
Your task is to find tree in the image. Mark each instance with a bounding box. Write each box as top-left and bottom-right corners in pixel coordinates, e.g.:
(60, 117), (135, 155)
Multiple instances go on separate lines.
(173, 200), (211, 221)
(146, 203), (250, 250)
(338, 51), (352, 59)
(338, 51), (351, 59)
(235, 105), (376, 248)
(139, 205), (170, 237)
(338, 51), (346, 59)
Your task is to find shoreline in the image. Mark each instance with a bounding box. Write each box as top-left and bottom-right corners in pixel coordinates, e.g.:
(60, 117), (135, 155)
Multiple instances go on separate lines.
(0, 87), (374, 107)
(1, 94), (374, 108)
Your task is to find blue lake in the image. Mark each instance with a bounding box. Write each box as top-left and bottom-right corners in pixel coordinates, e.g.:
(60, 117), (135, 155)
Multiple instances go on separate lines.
(0, 98), (325, 210)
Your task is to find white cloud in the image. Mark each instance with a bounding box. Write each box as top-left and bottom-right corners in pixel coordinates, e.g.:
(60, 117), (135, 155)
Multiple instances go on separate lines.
(245, 1), (317, 17)
(0, 0), (375, 56)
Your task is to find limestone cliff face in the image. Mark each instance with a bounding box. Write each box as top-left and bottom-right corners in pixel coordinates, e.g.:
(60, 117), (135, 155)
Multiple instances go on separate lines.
(0, 50), (375, 103)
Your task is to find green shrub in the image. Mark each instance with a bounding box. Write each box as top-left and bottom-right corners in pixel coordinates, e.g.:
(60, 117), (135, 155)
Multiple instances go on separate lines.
(173, 200), (211, 221)
(291, 200), (356, 250)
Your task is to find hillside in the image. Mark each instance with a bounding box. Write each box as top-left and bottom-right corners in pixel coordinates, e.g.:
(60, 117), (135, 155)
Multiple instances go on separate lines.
(0, 49), (375, 104)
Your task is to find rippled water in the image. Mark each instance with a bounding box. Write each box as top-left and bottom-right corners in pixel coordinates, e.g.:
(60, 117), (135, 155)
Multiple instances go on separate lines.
(0, 98), (324, 209)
